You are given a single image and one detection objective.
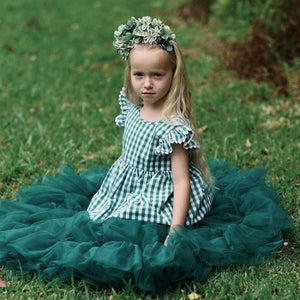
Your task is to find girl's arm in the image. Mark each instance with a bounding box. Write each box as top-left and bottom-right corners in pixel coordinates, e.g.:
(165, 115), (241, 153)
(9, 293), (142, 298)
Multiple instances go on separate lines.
(164, 143), (190, 246)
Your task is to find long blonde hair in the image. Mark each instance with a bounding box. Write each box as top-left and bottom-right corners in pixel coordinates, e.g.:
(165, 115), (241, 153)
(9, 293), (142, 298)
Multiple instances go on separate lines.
(124, 41), (213, 186)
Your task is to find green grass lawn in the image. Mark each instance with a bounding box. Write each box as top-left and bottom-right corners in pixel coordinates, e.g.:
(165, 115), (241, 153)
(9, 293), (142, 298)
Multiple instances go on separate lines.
(0, 0), (299, 298)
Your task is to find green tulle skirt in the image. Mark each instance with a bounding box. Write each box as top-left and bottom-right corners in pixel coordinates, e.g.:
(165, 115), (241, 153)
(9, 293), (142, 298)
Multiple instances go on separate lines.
(0, 160), (292, 294)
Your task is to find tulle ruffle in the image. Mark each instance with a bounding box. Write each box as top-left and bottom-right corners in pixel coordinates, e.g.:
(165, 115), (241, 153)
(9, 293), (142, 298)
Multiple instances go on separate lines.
(0, 160), (292, 294)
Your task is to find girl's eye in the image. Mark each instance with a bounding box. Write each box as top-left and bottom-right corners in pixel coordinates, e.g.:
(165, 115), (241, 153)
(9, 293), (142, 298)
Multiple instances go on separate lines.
(134, 73), (143, 77)
(154, 73), (162, 77)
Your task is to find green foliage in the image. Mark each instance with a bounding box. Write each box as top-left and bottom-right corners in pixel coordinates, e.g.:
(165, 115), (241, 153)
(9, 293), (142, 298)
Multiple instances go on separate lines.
(210, 0), (300, 62)
(0, 0), (299, 298)
(198, 0), (300, 95)
(211, 0), (282, 40)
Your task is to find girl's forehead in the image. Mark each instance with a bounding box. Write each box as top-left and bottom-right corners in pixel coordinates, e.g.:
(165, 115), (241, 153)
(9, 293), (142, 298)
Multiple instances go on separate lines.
(130, 44), (167, 57)
(129, 45), (171, 69)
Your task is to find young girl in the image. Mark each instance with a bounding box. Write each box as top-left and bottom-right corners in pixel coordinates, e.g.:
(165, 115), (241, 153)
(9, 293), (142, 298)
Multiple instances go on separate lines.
(87, 17), (214, 246)
(0, 16), (292, 294)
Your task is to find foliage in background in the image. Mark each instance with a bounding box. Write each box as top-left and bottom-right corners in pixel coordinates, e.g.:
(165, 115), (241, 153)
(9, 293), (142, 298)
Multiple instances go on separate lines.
(178, 0), (213, 24)
(179, 0), (300, 97)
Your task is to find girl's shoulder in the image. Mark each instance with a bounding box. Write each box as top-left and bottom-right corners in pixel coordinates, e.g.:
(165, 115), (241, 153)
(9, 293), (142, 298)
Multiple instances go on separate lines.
(155, 116), (199, 155)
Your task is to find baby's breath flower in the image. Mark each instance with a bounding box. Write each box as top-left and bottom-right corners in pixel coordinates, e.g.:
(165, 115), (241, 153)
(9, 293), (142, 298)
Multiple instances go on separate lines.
(113, 16), (176, 60)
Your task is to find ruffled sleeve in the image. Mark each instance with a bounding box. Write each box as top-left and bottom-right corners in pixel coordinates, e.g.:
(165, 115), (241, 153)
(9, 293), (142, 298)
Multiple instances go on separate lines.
(115, 88), (134, 127)
(155, 125), (200, 155)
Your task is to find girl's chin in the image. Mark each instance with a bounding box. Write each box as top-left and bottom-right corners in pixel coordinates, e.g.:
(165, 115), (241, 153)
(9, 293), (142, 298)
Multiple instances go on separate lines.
(142, 93), (155, 97)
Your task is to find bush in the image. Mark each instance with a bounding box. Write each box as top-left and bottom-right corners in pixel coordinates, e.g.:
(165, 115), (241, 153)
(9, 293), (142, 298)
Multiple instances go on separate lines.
(221, 0), (299, 95)
(178, 0), (214, 24)
(179, 0), (300, 96)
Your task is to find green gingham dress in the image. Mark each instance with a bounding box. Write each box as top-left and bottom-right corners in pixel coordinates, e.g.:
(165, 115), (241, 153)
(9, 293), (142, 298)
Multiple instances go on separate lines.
(87, 89), (214, 225)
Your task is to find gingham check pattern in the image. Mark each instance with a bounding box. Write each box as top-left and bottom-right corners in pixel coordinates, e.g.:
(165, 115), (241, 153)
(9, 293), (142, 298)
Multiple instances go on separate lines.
(87, 89), (214, 225)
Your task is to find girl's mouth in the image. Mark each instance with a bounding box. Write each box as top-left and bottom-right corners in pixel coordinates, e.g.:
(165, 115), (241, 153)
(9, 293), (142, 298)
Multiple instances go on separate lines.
(142, 92), (155, 96)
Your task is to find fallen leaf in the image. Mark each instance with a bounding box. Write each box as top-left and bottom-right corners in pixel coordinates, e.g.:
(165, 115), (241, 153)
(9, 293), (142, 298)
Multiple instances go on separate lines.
(0, 276), (9, 288)
(61, 102), (71, 110)
(90, 63), (109, 71)
(82, 154), (95, 160)
(3, 44), (14, 52)
(197, 125), (208, 134)
(245, 138), (251, 147)
(35, 101), (42, 108)
(84, 50), (93, 57)
(188, 292), (200, 300)
(279, 117), (286, 123)
(262, 105), (273, 115)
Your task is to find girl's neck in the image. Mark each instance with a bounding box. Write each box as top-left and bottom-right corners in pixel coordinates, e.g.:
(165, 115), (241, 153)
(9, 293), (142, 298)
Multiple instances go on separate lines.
(140, 105), (163, 122)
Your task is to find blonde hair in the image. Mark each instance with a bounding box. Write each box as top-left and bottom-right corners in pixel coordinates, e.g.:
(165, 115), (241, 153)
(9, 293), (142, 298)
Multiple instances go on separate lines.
(124, 41), (213, 186)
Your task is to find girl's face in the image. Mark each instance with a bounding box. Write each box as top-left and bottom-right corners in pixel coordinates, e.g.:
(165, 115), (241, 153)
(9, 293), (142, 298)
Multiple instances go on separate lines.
(129, 45), (174, 109)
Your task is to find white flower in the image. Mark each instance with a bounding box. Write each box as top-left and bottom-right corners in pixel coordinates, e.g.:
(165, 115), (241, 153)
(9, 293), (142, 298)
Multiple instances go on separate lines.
(113, 16), (176, 60)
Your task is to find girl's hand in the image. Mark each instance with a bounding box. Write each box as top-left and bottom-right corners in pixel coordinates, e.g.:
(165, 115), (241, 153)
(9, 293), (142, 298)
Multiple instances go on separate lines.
(164, 234), (169, 246)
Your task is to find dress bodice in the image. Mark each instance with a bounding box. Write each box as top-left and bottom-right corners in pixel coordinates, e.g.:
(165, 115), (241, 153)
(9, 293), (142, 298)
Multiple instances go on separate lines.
(87, 89), (214, 226)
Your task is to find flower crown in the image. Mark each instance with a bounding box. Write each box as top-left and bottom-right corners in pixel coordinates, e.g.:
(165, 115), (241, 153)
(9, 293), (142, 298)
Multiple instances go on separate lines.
(113, 16), (176, 60)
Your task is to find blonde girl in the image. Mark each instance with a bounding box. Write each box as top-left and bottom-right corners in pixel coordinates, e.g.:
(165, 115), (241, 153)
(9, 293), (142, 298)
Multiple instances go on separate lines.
(87, 17), (215, 246)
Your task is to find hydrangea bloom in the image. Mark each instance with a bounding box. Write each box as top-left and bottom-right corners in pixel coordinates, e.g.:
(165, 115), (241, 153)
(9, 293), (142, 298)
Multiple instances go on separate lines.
(113, 16), (176, 60)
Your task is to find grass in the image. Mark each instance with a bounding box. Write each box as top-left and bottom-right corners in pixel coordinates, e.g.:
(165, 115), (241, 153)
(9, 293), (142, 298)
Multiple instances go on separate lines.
(0, 0), (299, 298)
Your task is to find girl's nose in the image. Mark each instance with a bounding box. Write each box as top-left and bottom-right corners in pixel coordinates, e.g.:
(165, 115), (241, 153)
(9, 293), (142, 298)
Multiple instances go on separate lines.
(144, 77), (153, 89)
